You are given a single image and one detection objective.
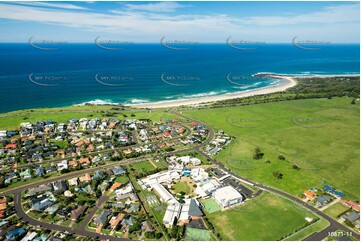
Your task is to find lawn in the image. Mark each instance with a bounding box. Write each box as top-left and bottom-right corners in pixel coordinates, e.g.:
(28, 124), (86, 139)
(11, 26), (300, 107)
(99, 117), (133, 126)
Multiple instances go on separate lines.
(183, 97), (360, 200)
(323, 202), (351, 219)
(114, 175), (129, 184)
(130, 160), (157, 173)
(202, 198), (221, 213)
(184, 227), (213, 241)
(172, 180), (192, 194)
(205, 191), (318, 241)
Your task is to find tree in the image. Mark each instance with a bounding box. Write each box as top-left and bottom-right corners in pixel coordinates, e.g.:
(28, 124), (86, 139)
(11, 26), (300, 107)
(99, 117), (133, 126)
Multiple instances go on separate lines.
(292, 165), (300, 170)
(273, 170), (283, 179)
(278, 155), (285, 160)
(253, 147), (264, 160)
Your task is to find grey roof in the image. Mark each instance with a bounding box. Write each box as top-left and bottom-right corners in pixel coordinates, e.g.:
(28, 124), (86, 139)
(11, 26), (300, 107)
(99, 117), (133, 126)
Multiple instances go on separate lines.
(128, 204), (141, 213)
(52, 180), (67, 194)
(94, 210), (111, 225)
(112, 167), (125, 175)
(27, 184), (52, 196)
(32, 199), (53, 211)
(188, 199), (204, 217)
(121, 216), (135, 226)
(316, 195), (331, 205)
(342, 211), (360, 223)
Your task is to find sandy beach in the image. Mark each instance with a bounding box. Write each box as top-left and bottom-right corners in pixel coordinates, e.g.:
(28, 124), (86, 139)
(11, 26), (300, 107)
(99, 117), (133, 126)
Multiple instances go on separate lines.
(132, 75), (298, 109)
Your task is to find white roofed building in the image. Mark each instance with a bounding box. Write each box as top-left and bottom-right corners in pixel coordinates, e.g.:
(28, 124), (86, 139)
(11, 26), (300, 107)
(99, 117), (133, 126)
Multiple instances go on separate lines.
(194, 178), (220, 198)
(214, 186), (243, 208)
(153, 183), (178, 204)
(163, 203), (181, 228)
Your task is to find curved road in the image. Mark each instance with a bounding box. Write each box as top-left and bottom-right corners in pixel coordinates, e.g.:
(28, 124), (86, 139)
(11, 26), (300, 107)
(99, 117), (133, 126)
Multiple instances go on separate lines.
(13, 193), (124, 241)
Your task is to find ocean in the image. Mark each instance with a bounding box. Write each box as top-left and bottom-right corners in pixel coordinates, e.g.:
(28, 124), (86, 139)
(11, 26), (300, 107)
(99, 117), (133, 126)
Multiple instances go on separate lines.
(0, 43), (359, 113)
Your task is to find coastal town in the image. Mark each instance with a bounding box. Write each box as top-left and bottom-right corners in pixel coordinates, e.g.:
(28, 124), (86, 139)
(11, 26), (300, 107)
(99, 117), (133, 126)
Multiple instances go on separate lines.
(0, 110), (359, 241)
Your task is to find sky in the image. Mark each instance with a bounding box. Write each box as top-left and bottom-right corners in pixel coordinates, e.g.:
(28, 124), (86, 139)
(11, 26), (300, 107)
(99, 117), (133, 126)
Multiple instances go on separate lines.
(0, 1), (359, 43)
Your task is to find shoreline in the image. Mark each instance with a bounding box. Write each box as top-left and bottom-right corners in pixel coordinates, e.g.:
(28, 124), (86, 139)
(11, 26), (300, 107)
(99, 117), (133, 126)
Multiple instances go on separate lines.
(132, 75), (298, 109)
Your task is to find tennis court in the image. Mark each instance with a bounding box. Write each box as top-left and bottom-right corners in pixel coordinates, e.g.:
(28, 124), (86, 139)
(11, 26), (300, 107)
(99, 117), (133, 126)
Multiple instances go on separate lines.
(185, 227), (212, 241)
(202, 198), (221, 213)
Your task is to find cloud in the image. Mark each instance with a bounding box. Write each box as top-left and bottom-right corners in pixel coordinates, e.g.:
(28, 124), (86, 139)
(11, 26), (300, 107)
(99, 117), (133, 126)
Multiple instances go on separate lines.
(122, 2), (190, 13)
(0, 2), (358, 43)
(13, 1), (88, 10)
(239, 3), (359, 25)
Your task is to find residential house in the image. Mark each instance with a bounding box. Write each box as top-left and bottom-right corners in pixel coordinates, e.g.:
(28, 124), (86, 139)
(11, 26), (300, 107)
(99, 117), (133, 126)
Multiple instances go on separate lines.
(342, 211), (360, 223)
(120, 216), (136, 231)
(52, 180), (67, 194)
(5, 228), (26, 241)
(68, 178), (79, 186)
(141, 221), (154, 232)
(128, 204), (141, 213)
(323, 185), (345, 198)
(339, 200), (360, 212)
(112, 167), (125, 176)
(316, 195), (332, 206)
(20, 169), (32, 180)
(35, 167), (45, 176)
(57, 160), (68, 171)
(304, 190), (317, 199)
(94, 209), (111, 226)
(70, 205), (87, 222)
(79, 173), (92, 183)
(109, 213), (125, 229)
(27, 184), (53, 196)
(56, 207), (71, 217)
(79, 157), (90, 166)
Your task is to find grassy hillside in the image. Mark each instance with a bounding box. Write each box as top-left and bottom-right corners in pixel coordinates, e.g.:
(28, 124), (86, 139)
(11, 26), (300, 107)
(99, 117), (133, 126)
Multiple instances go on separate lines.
(183, 97), (360, 199)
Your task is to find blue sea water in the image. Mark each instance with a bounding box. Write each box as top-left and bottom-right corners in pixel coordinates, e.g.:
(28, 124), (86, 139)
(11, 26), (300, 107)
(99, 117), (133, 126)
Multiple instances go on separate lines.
(0, 43), (359, 113)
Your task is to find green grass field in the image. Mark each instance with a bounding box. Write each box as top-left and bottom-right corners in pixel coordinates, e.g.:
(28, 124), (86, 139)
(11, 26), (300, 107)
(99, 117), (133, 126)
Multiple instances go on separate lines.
(323, 202), (351, 219)
(202, 198), (222, 213)
(114, 175), (129, 184)
(183, 97), (360, 200)
(172, 181), (192, 194)
(130, 160), (157, 173)
(206, 191), (318, 241)
(185, 227), (213, 241)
